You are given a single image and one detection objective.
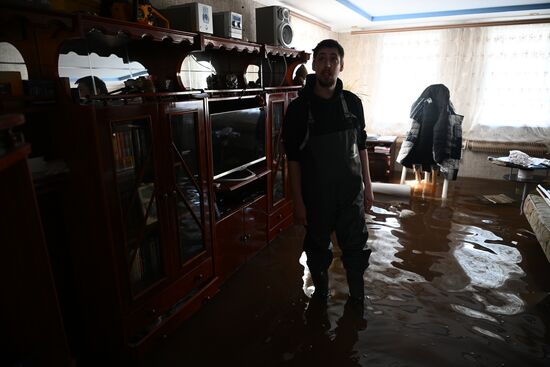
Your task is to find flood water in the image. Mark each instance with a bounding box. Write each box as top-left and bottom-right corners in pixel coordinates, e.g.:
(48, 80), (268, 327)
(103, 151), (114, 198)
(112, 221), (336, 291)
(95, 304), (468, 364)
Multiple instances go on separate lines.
(145, 177), (550, 367)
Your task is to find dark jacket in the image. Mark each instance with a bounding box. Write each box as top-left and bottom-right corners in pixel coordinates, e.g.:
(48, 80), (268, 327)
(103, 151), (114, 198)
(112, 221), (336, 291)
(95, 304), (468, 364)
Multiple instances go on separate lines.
(398, 84), (456, 169)
(397, 84), (463, 179)
(282, 74), (367, 162)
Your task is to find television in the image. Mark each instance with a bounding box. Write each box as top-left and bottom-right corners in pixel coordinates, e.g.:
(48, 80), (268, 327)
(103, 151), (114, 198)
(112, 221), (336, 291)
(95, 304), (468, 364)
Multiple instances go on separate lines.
(210, 107), (266, 180)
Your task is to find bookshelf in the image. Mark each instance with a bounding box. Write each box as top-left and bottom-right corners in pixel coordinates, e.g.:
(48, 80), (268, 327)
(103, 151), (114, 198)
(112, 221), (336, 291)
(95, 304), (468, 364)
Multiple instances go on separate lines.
(0, 4), (308, 364)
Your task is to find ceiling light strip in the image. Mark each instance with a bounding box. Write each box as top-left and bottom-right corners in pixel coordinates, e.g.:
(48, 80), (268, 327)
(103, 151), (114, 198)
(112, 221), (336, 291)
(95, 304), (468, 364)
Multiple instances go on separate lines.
(351, 17), (550, 35)
(335, 0), (373, 21)
(371, 4), (550, 22)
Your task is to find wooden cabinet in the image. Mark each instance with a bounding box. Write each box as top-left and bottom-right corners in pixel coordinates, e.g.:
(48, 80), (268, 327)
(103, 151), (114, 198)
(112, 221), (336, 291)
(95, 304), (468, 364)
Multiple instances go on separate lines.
(215, 195), (267, 281)
(63, 98), (218, 361)
(265, 91), (299, 241)
(366, 135), (397, 182)
(0, 5), (309, 364)
(164, 102), (214, 272)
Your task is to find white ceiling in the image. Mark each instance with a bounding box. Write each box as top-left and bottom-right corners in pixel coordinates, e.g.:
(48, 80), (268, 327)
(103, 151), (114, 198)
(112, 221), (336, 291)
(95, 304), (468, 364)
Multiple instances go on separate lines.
(257, 0), (550, 31)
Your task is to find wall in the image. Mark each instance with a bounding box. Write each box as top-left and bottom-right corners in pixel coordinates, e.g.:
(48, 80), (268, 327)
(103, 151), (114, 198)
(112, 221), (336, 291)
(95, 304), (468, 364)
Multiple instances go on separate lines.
(287, 13), (337, 73)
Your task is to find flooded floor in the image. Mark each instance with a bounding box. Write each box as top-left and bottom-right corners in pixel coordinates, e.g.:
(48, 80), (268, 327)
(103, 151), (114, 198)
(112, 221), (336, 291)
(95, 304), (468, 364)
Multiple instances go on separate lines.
(144, 177), (550, 367)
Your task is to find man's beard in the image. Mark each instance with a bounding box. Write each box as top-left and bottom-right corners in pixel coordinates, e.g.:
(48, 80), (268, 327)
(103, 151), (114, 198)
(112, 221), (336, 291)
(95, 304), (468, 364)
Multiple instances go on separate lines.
(317, 76), (336, 87)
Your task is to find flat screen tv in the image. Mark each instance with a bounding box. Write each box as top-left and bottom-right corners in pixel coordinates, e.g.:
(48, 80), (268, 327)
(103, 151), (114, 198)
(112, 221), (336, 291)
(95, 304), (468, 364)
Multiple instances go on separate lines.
(210, 107), (266, 180)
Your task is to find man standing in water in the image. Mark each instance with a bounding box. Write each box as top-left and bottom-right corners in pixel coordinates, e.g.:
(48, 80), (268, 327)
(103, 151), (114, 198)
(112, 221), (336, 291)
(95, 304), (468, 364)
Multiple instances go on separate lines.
(282, 39), (373, 303)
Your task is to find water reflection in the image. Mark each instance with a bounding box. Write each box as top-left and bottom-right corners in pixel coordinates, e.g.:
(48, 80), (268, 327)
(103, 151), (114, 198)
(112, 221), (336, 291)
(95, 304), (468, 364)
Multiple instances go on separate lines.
(284, 297), (368, 367)
(143, 179), (550, 367)
(358, 190), (549, 367)
(294, 183), (549, 366)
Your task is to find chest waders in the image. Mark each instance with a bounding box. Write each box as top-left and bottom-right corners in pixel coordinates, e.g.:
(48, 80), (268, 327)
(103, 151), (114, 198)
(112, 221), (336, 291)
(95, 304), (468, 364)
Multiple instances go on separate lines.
(299, 94), (371, 300)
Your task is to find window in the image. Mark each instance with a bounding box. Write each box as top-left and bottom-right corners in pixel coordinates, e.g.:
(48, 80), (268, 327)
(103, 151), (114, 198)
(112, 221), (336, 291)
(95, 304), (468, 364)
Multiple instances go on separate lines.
(346, 23), (550, 139)
(371, 31), (443, 132)
(477, 24), (550, 127)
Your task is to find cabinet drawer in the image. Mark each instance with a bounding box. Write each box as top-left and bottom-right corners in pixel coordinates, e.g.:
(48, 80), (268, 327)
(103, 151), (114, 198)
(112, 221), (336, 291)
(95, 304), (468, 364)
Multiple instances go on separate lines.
(268, 201), (292, 229)
(268, 213), (293, 242)
(125, 257), (214, 342)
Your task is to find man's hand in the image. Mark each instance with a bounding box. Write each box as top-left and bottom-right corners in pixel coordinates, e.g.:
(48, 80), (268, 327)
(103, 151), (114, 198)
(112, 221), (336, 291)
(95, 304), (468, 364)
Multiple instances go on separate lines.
(364, 187), (374, 212)
(359, 149), (374, 213)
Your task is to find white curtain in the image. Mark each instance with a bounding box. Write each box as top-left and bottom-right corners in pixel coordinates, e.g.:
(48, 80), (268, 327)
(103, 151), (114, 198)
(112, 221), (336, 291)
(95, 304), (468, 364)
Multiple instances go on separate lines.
(339, 23), (550, 144)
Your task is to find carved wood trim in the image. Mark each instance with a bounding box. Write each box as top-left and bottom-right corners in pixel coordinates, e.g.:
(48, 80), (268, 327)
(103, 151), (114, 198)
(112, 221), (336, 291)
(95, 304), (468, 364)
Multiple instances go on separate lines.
(201, 34), (261, 54)
(77, 14), (196, 45)
(264, 45), (302, 58)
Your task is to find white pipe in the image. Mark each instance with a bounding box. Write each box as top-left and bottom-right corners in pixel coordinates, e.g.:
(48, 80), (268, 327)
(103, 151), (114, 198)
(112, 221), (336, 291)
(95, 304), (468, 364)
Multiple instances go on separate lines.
(372, 182), (411, 197)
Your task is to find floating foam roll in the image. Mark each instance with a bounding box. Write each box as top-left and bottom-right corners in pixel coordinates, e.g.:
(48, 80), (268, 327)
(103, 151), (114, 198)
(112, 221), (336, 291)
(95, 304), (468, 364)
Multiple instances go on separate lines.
(371, 182), (411, 197)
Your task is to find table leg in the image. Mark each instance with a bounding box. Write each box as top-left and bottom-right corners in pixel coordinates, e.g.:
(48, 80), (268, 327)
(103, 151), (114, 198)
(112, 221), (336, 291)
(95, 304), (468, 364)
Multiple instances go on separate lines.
(442, 178), (449, 200)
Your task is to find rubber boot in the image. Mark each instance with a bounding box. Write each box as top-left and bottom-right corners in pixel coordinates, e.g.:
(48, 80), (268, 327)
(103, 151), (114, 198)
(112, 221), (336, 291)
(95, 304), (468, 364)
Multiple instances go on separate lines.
(310, 270), (329, 299)
(346, 270), (364, 303)
(304, 294), (330, 331)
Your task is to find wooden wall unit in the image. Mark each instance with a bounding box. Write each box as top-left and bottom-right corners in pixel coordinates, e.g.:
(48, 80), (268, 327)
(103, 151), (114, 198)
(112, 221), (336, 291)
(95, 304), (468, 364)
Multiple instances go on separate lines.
(0, 5), (309, 365)
(265, 91), (296, 242)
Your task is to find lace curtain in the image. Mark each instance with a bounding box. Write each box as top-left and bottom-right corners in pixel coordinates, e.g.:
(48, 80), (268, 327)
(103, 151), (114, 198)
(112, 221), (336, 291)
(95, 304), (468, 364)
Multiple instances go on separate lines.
(339, 23), (550, 144)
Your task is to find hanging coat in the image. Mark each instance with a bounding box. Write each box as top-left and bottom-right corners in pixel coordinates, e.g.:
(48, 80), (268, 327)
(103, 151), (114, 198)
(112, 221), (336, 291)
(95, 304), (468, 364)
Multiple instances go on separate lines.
(396, 84), (463, 179)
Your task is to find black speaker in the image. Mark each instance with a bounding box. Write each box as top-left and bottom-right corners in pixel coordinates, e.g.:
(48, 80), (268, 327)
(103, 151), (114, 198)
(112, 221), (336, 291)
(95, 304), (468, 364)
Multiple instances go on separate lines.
(255, 6), (293, 48)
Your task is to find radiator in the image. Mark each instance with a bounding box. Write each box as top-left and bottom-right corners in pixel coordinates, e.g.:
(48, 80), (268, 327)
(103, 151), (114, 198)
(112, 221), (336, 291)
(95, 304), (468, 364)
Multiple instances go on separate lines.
(464, 139), (549, 156)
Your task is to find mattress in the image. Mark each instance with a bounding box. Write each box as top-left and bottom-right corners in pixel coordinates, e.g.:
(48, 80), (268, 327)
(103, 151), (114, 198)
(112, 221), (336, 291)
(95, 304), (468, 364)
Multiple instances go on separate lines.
(523, 194), (550, 263)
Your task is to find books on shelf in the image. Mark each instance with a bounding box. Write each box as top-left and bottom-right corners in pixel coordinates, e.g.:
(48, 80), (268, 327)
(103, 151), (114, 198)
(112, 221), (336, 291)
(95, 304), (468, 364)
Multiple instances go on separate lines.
(112, 130), (135, 171)
(111, 124), (148, 172)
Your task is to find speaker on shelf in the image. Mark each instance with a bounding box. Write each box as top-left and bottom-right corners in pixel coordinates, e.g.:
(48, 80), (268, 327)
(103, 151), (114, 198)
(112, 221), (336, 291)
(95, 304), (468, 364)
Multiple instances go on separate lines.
(160, 2), (213, 34)
(255, 6), (293, 48)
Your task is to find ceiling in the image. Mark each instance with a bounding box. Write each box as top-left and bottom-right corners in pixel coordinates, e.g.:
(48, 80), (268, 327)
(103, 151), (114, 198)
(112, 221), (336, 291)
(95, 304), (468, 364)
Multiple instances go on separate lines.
(258, 0), (550, 32)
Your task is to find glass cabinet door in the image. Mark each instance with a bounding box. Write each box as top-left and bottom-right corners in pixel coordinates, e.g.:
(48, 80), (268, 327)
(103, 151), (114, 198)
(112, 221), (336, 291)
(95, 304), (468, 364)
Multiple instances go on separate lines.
(271, 99), (286, 206)
(110, 118), (164, 296)
(169, 112), (206, 264)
